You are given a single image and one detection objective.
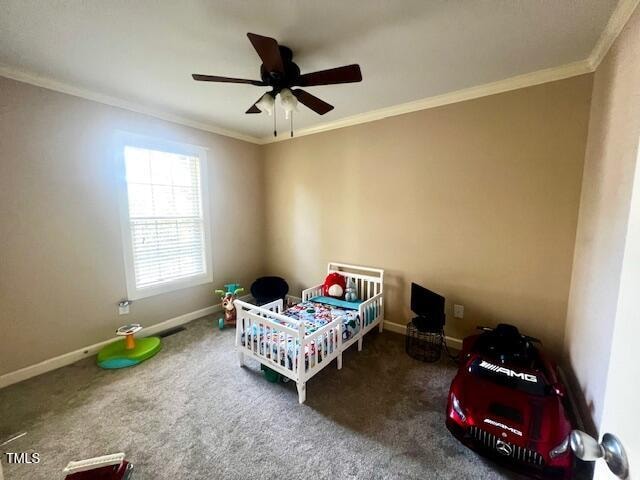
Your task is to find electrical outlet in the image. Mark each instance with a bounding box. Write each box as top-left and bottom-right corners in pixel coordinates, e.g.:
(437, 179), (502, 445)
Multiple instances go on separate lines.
(118, 300), (130, 315)
(453, 304), (464, 319)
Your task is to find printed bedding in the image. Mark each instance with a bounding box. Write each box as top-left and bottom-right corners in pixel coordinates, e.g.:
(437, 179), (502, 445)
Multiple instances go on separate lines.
(240, 301), (360, 370)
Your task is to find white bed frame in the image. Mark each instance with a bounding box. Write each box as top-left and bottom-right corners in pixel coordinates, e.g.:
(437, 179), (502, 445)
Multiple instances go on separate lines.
(235, 262), (384, 403)
(301, 262), (385, 351)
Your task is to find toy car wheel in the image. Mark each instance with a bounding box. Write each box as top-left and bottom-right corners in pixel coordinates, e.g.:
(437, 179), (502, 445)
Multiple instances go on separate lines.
(218, 318), (224, 330)
(280, 376), (290, 383)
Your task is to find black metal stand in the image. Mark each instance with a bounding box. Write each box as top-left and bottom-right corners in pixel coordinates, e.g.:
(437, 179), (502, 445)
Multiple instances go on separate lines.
(405, 316), (443, 362)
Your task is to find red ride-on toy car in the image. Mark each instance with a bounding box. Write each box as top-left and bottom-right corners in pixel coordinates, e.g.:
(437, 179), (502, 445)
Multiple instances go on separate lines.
(446, 324), (573, 479)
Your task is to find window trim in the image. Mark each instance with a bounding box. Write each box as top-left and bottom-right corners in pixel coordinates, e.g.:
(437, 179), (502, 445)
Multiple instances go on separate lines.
(115, 131), (213, 300)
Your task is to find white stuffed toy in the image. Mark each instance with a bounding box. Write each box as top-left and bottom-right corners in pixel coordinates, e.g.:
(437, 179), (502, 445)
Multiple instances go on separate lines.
(344, 278), (358, 302)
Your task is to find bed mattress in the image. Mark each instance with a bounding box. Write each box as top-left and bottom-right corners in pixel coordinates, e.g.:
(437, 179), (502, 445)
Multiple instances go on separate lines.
(240, 301), (360, 370)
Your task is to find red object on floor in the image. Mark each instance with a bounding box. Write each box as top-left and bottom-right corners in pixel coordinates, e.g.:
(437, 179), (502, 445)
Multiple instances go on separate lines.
(65, 461), (133, 480)
(446, 324), (574, 479)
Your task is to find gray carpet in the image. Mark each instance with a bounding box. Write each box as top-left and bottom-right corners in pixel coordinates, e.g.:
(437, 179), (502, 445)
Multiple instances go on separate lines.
(0, 316), (524, 480)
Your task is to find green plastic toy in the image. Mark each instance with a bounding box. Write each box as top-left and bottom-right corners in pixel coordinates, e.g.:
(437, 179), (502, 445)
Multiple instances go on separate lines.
(260, 364), (290, 383)
(215, 283), (244, 330)
(97, 324), (161, 369)
(261, 364), (280, 383)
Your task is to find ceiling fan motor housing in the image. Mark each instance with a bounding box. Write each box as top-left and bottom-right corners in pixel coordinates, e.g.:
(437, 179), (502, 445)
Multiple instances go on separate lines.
(259, 45), (300, 93)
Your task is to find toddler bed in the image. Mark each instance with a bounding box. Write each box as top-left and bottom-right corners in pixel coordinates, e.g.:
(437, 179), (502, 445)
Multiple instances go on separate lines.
(235, 262), (384, 403)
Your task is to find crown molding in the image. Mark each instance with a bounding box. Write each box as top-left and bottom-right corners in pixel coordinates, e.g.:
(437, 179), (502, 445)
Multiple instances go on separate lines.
(2, 0), (637, 147)
(261, 59), (593, 144)
(0, 59), (594, 148)
(587, 0), (640, 70)
(0, 64), (263, 145)
(261, 0), (639, 144)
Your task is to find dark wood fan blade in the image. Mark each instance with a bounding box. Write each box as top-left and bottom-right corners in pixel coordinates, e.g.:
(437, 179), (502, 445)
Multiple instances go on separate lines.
(292, 89), (334, 115)
(296, 64), (362, 87)
(247, 33), (284, 74)
(192, 74), (266, 86)
(246, 94), (268, 114)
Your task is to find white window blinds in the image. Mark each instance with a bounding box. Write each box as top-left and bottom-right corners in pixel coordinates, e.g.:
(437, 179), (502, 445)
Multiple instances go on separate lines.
(122, 143), (210, 296)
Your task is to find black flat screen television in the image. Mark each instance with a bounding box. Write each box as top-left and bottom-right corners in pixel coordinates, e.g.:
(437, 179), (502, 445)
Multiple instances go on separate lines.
(411, 282), (445, 328)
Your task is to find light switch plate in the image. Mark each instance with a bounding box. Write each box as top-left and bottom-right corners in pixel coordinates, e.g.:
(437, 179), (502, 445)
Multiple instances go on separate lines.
(453, 304), (464, 319)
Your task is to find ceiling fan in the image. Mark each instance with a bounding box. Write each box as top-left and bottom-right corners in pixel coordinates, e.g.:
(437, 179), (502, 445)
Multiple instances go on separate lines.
(192, 33), (362, 137)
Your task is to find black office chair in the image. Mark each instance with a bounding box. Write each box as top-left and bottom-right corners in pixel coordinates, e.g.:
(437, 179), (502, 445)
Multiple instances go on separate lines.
(250, 276), (289, 306)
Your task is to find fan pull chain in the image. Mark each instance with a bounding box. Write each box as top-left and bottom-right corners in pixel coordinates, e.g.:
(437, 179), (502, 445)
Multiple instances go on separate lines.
(290, 113), (294, 137)
(273, 101), (277, 137)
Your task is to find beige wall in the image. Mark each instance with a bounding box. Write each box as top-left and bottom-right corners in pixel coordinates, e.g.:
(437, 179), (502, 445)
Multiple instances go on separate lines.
(564, 5), (640, 429)
(0, 77), (265, 376)
(263, 75), (593, 356)
(0, 68), (598, 379)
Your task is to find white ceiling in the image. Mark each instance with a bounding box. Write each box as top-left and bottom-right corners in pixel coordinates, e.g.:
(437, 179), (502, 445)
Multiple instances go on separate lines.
(0, 1), (618, 141)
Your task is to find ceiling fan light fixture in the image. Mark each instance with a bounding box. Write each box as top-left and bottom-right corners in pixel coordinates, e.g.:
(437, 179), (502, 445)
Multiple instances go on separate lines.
(279, 88), (298, 119)
(192, 33), (361, 121)
(255, 92), (275, 115)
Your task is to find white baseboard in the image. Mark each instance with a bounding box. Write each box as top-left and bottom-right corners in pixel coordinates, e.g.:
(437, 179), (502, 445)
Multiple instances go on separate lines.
(0, 300), (461, 390)
(288, 295), (462, 348)
(289, 296), (463, 348)
(383, 320), (463, 349)
(0, 301), (232, 390)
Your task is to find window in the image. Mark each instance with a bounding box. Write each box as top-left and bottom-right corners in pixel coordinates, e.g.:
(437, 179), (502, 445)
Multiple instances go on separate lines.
(117, 133), (211, 299)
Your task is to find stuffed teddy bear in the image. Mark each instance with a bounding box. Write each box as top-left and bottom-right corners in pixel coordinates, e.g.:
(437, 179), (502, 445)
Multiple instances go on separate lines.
(344, 278), (358, 302)
(323, 272), (346, 298)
